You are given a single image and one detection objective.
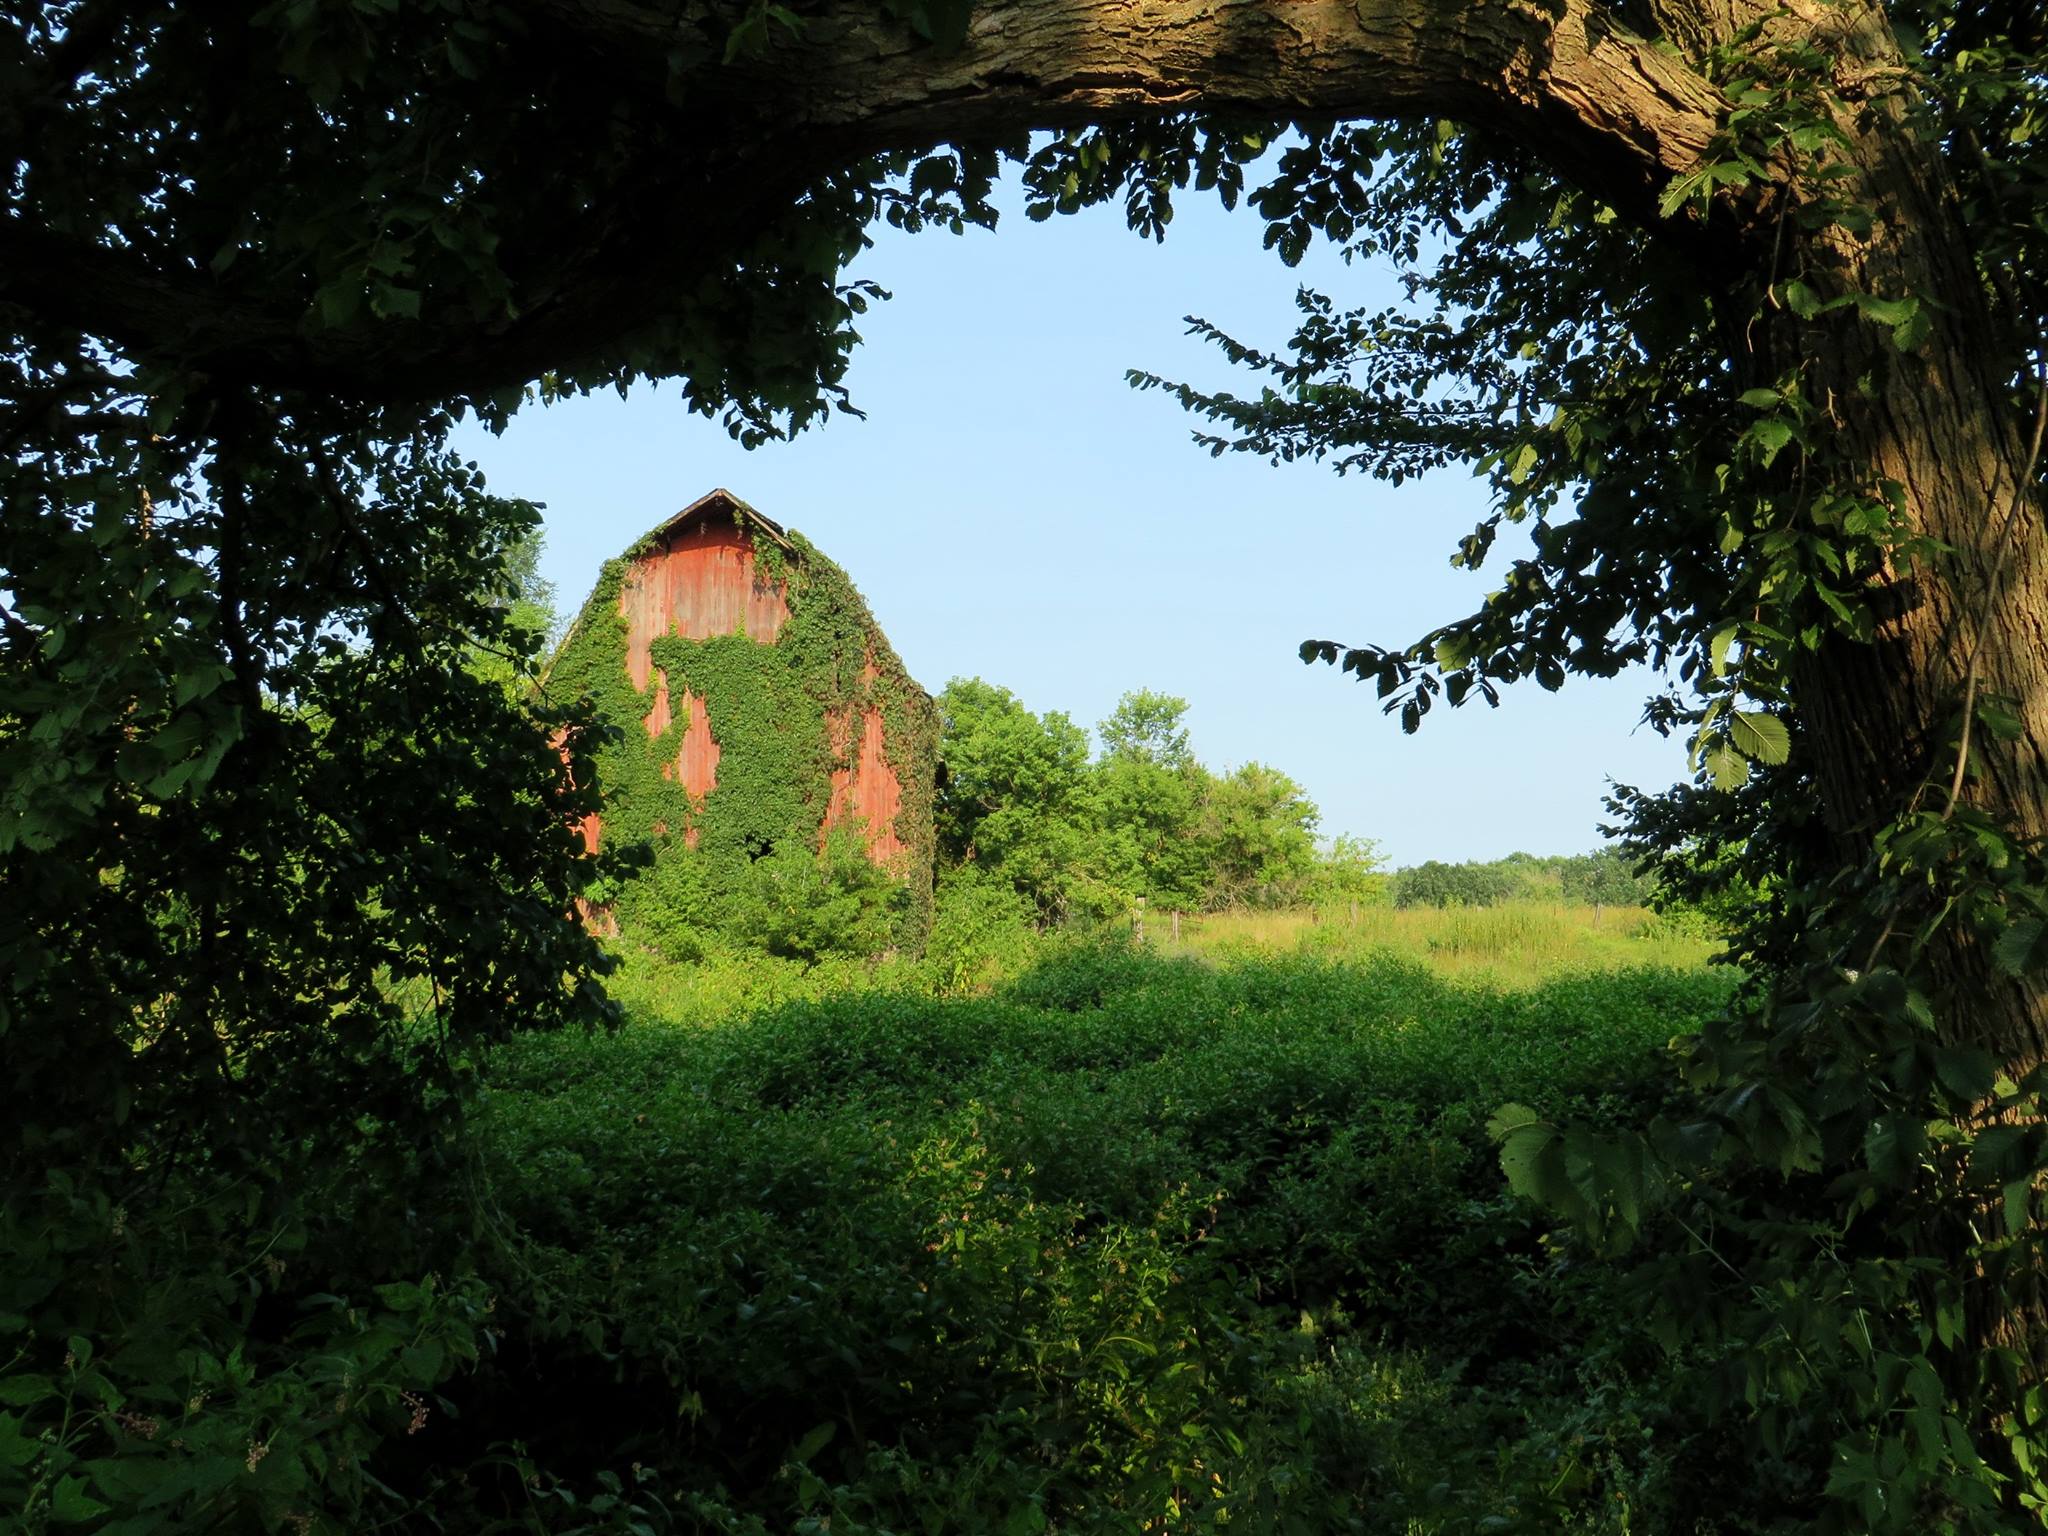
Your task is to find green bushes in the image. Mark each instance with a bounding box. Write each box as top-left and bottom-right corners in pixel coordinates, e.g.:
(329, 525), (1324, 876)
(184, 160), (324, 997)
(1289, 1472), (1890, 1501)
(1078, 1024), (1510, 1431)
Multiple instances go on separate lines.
(0, 923), (1737, 1532)
(459, 946), (1737, 1532)
(936, 680), (1345, 923)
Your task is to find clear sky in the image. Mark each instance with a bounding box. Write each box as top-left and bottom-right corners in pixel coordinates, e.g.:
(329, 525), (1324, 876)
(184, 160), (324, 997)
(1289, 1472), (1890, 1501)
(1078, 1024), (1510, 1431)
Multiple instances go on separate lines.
(451, 173), (1689, 867)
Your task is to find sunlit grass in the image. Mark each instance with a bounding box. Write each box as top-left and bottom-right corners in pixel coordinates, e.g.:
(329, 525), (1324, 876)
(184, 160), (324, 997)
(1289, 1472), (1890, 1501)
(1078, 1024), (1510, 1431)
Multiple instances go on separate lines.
(1153, 900), (1721, 981)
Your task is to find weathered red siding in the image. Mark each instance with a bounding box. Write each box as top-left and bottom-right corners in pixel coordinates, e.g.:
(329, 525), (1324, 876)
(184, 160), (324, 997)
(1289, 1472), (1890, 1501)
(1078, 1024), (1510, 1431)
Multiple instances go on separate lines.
(673, 689), (719, 818)
(645, 671), (719, 849)
(823, 705), (905, 864)
(618, 520), (788, 691)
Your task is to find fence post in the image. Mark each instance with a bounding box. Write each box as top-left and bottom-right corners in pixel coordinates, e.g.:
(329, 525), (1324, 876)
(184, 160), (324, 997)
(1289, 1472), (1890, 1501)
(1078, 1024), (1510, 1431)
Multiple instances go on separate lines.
(1171, 910), (1181, 944)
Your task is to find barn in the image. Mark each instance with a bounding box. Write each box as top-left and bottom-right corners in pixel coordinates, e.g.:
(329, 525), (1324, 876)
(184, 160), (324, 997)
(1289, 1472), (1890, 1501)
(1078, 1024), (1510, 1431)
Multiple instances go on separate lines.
(546, 489), (937, 951)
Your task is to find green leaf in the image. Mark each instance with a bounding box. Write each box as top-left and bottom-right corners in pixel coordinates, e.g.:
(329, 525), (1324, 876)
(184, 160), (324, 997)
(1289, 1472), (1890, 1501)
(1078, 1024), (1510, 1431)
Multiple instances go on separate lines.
(1865, 1115), (1926, 1184)
(789, 1420), (837, 1464)
(1708, 622), (1738, 678)
(0, 1374), (54, 1406)
(0, 1412), (38, 1469)
(2008, 1178), (2033, 1237)
(1995, 918), (2047, 977)
(1728, 711), (1790, 765)
(1496, 1118), (1567, 1212)
(1487, 1102), (1542, 1140)
(51, 1475), (111, 1525)
(1704, 739), (1750, 790)
(1747, 418), (1797, 467)
(1966, 1122), (2031, 1196)
(1781, 279), (1821, 319)
(1966, 1130), (2031, 1187)
(1856, 294), (1920, 328)
(374, 1281), (425, 1312)
(1934, 1045), (1997, 1104)
(1892, 303), (1932, 353)
(371, 284), (422, 321)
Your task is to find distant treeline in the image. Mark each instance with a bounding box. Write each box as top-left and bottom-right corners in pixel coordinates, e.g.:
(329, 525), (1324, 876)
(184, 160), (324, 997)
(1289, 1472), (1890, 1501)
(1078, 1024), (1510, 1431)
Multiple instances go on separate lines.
(1387, 850), (1658, 911)
(934, 681), (1667, 929)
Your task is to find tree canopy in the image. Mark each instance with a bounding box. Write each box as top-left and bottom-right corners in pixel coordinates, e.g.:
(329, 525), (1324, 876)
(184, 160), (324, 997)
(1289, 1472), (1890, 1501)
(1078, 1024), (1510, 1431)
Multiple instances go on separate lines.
(935, 680), (1326, 918)
(8, 0), (2048, 1527)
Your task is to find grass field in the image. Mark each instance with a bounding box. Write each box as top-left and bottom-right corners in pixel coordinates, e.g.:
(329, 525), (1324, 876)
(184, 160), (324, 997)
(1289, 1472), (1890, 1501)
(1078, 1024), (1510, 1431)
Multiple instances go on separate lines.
(457, 909), (1742, 1533)
(1158, 901), (1719, 980)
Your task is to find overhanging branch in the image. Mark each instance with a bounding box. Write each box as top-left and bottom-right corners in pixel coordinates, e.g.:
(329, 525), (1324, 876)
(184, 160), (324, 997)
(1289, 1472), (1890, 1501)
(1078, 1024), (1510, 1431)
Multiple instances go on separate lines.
(7, 0), (1727, 402)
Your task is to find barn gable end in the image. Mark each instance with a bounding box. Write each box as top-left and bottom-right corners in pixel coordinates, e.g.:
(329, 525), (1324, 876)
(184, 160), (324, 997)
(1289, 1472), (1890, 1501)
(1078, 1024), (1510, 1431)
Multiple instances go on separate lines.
(547, 489), (937, 950)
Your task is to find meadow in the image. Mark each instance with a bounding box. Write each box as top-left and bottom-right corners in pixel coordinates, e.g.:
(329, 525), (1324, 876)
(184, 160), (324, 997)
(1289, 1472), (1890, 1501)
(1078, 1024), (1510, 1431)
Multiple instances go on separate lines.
(1159, 901), (1718, 980)
(457, 904), (1742, 1533)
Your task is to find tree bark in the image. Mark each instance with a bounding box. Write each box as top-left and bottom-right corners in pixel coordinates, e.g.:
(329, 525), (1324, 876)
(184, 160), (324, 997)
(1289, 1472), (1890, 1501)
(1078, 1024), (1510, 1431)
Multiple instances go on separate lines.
(1719, 3), (2048, 1072)
(3, 0), (1725, 398)
(534, 0), (1725, 190)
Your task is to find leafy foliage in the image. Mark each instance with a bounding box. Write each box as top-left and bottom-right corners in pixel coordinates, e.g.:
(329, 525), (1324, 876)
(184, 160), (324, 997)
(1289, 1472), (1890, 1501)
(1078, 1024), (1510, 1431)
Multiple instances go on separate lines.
(466, 941), (1734, 1534)
(936, 679), (1333, 920)
(544, 513), (938, 957)
(1389, 850), (1659, 911)
(12, 0), (2048, 1527)
(1, 389), (619, 1528)
(1102, 8), (2048, 1526)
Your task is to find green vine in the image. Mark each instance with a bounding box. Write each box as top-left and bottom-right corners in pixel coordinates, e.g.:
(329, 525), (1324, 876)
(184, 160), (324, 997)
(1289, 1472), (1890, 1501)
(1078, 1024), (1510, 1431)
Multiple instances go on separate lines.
(543, 514), (937, 956)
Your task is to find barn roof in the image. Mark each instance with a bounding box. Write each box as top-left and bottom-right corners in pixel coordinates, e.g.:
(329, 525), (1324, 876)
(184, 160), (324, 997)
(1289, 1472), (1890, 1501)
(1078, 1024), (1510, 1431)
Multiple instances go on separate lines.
(637, 486), (795, 555)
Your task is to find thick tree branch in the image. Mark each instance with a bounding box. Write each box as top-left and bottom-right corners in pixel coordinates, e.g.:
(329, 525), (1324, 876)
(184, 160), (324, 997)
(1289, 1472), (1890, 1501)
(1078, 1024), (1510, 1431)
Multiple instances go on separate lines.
(4, 0), (1726, 402)
(532, 0), (1724, 188)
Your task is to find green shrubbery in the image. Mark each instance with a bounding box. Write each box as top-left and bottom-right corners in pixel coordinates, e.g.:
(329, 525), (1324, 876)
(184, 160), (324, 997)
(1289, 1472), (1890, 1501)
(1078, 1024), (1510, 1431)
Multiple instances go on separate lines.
(935, 681), (1349, 925)
(442, 944), (1737, 1534)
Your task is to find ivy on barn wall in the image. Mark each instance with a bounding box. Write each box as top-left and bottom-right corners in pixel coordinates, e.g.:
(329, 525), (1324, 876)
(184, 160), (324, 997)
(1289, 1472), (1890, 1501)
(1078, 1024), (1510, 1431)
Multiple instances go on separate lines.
(543, 504), (937, 955)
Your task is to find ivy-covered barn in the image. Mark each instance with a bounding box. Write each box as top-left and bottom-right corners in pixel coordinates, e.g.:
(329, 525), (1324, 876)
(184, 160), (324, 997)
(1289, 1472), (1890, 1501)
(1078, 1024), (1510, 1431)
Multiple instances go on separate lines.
(547, 489), (937, 953)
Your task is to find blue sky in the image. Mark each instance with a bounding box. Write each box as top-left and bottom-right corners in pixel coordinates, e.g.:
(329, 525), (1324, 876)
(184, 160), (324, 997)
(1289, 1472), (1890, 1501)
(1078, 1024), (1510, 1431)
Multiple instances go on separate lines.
(452, 175), (1689, 867)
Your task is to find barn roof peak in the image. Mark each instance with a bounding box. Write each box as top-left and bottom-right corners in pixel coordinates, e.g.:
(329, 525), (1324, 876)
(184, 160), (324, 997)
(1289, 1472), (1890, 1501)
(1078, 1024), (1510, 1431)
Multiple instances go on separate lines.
(643, 486), (794, 553)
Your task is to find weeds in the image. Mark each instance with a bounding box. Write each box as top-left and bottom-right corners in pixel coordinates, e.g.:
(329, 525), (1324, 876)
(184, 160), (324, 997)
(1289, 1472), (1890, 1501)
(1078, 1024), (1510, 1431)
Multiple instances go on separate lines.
(456, 933), (1737, 1532)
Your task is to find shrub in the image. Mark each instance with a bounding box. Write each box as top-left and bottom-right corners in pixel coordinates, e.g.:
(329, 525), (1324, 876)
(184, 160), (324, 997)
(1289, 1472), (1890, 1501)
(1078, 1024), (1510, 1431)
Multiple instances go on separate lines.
(1391, 858), (1521, 908)
(921, 863), (1039, 995)
(727, 822), (905, 964)
(458, 945), (1737, 1533)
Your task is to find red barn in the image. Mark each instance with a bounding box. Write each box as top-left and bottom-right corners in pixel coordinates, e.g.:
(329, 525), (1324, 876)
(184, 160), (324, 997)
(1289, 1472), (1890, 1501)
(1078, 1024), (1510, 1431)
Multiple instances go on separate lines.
(549, 489), (937, 946)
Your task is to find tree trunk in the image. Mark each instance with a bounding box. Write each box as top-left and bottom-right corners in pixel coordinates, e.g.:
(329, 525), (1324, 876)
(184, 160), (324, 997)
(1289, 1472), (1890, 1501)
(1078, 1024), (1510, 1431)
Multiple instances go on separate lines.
(1731, 4), (2048, 1073)
(8, 0), (1726, 396)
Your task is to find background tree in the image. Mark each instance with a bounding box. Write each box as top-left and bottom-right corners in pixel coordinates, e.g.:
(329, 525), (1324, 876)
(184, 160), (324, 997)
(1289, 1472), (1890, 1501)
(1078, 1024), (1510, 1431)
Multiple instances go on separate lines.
(1096, 688), (1195, 770)
(1091, 690), (1208, 910)
(934, 676), (1097, 918)
(1196, 762), (1321, 909)
(1390, 859), (1521, 911)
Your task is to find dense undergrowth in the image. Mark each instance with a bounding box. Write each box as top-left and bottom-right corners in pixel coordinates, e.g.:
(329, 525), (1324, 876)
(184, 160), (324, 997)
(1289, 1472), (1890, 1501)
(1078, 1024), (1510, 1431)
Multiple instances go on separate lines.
(3, 913), (1737, 1534)
(449, 934), (1735, 1534)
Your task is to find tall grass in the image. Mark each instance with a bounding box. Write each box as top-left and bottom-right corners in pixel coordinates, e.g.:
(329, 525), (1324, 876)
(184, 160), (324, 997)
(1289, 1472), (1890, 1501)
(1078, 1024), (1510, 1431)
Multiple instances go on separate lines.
(1158, 899), (1720, 980)
(585, 900), (1724, 1039)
